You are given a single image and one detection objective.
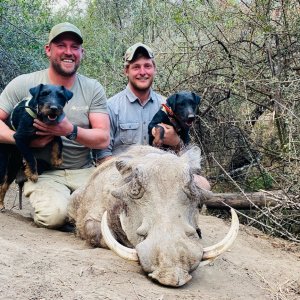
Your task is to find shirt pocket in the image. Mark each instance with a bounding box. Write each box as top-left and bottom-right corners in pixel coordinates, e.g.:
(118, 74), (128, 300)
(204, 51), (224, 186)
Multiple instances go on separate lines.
(119, 122), (140, 145)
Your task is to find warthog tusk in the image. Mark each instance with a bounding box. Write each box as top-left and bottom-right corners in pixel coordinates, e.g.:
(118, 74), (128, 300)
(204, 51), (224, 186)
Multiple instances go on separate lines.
(101, 208), (239, 265)
(199, 208), (239, 266)
(101, 211), (139, 261)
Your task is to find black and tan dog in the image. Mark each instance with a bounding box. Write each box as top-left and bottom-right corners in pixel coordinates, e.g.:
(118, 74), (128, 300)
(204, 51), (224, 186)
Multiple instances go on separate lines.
(0, 84), (73, 210)
(148, 91), (201, 149)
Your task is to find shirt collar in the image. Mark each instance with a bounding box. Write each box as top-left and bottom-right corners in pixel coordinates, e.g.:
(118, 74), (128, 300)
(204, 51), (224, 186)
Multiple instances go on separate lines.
(125, 85), (154, 105)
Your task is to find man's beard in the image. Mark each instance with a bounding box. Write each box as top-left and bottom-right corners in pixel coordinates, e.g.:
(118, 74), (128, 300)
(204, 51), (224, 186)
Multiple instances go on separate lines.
(51, 59), (80, 77)
(130, 77), (153, 92)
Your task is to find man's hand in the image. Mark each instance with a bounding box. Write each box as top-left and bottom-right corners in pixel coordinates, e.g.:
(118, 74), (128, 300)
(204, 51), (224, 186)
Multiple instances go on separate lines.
(30, 117), (74, 148)
(33, 117), (73, 137)
(154, 123), (181, 147)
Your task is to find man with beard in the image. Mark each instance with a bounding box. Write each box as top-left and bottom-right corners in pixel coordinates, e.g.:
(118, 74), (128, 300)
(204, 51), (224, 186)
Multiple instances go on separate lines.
(0, 22), (110, 230)
(94, 43), (211, 191)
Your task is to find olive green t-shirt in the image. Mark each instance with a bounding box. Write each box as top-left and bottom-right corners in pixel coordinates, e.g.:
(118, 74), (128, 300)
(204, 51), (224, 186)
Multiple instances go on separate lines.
(0, 69), (107, 169)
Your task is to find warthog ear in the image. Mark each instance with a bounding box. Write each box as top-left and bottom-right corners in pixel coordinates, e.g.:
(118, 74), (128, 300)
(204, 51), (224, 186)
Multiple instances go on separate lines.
(181, 146), (201, 169)
(116, 156), (133, 175)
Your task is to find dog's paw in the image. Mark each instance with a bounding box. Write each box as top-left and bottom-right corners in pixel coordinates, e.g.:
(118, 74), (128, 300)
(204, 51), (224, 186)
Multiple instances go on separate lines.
(52, 158), (63, 167)
(24, 166), (38, 182)
(0, 182), (9, 210)
(30, 173), (38, 182)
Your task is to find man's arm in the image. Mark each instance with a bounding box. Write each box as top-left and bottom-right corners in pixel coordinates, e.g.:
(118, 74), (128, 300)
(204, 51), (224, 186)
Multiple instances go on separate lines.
(0, 108), (56, 147)
(0, 109), (15, 144)
(85, 112), (110, 149)
(33, 112), (110, 149)
(93, 103), (117, 163)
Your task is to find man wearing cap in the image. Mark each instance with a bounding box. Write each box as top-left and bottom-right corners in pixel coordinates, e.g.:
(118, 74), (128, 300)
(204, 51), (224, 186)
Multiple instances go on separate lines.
(94, 42), (211, 190)
(94, 42), (181, 163)
(0, 22), (110, 229)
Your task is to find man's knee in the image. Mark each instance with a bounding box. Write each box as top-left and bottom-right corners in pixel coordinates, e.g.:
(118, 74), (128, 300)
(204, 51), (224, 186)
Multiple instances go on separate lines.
(33, 205), (67, 228)
(26, 188), (70, 228)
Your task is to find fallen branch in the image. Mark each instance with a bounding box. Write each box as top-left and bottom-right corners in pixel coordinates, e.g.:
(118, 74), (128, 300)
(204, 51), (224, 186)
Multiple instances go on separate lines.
(205, 191), (283, 209)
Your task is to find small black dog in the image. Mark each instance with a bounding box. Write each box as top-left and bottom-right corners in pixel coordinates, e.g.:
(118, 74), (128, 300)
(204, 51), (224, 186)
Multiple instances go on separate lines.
(148, 91), (201, 149)
(0, 84), (73, 210)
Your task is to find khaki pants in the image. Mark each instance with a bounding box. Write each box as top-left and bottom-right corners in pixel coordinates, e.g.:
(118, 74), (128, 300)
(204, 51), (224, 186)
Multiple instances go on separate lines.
(24, 167), (95, 228)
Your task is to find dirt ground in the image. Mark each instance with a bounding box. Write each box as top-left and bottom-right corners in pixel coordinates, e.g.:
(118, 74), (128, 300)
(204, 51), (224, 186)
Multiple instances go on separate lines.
(0, 184), (299, 300)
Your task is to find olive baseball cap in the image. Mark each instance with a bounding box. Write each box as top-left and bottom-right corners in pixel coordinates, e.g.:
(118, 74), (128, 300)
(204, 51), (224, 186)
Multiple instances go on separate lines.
(48, 22), (83, 44)
(124, 43), (154, 62)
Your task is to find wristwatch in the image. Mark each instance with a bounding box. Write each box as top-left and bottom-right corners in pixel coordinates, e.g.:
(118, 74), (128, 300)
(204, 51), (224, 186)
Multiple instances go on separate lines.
(66, 124), (78, 140)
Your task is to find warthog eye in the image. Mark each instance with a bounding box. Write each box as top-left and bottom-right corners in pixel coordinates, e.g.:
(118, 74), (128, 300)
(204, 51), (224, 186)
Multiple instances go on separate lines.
(128, 180), (144, 199)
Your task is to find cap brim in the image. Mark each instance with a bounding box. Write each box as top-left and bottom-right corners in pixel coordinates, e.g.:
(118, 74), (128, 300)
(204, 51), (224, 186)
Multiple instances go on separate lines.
(49, 31), (83, 44)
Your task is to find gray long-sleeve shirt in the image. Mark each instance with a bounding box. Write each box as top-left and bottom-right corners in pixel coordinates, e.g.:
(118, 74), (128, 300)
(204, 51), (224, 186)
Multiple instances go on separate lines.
(94, 85), (164, 160)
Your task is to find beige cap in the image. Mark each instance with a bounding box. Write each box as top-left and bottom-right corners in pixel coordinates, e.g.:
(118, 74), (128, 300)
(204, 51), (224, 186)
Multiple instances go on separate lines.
(124, 43), (154, 62)
(48, 22), (83, 44)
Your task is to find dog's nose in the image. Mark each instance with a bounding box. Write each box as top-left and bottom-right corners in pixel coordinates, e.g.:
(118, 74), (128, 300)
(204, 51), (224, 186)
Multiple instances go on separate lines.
(50, 105), (58, 110)
(187, 114), (195, 122)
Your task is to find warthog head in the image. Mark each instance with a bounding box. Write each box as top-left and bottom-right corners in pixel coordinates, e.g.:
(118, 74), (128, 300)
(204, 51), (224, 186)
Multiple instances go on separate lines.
(100, 146), (239, 287)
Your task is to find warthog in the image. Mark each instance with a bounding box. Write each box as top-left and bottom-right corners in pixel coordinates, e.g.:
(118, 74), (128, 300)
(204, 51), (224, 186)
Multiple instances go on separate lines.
(68, 145), (239, 287)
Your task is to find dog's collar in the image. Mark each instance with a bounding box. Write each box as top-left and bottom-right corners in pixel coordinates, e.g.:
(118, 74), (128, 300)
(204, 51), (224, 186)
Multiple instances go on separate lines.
(24, 98), (37, 119)
(9, 97), (37, 131)
(161, 103), (181, 133)
(161, 103), (174, 116)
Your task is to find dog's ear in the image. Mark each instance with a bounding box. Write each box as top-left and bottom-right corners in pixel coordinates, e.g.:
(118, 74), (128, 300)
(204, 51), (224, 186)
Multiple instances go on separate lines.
(192, 92), (201, 105)
(166, 93), (178, 111)
(29, 84), (45, 105)
(60, 86), (73, 102)
(29, 84), (44, 98)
